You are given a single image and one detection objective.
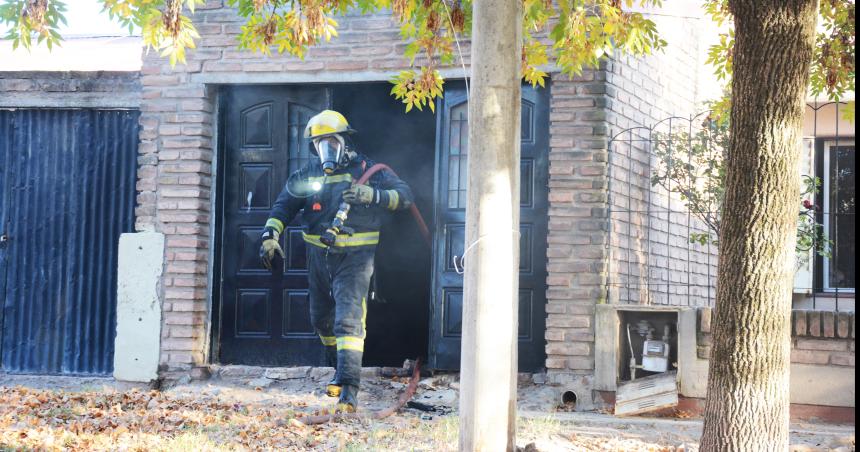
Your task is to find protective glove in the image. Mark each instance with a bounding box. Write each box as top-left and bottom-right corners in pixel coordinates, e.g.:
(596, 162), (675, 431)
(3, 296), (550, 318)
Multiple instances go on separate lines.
(342, 184), (376, 205)
(259, 228), (285, 271)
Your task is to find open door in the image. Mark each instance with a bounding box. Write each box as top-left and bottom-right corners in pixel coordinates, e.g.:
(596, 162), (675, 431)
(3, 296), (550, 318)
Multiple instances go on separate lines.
(429, 83), (549, 371)
(216, 86), (330, 365)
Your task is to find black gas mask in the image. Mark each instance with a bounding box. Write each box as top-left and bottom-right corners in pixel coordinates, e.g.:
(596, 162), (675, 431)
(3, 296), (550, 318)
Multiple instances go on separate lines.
(313, 135), (347, 174)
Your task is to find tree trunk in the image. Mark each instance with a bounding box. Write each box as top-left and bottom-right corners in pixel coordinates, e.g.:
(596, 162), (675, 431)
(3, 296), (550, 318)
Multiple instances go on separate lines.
(458, 0), (522, 449)
(700, 1), (817, 450)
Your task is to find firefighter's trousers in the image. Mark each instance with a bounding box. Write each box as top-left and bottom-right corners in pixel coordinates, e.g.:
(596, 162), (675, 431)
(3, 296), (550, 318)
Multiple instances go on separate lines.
(308, 245), (374, 388)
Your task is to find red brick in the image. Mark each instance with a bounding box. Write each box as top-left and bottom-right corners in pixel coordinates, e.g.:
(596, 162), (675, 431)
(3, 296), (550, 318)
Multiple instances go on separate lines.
(545, 329), (565, 341)
(283, 61), (325, 71)
(547, 275), (571, 287)
(808, 311), (822, 337)
(162, 338), (198, 350)
(567, 357), (594, 370)
(164, 311), (202, 325)
(169, 300), (207, 312)
(546, 342), (590, 356)
(325, 60), (370, 71)
(822, 311), (836, 338)
(836, 312), (851, 338)
(545, 358), (566, 369)
(546, 315), (590, 328)
(548, 191), (574, 203)
(794, 310), (808, 336)
(141, 75), (180, 86)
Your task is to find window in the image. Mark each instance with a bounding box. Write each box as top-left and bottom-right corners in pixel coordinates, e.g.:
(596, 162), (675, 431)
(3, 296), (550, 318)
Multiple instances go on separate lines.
(821, 140), (855, 292)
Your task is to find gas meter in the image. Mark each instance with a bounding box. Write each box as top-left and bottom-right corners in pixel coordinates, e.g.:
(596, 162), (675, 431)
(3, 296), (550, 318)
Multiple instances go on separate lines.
(626, 321), (673, 380)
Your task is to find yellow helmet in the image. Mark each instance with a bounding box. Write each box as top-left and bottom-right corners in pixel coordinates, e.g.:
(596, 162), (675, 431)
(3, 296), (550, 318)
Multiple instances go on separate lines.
(303, 110), (356, 140)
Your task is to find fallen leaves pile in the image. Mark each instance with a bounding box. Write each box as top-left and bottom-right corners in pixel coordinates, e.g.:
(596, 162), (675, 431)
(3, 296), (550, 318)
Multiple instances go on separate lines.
(0, 386), (356, 451)
(2, 383), (847, 451)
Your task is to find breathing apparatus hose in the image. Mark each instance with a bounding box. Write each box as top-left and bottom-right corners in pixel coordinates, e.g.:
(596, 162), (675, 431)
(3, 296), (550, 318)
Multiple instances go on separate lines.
(356, 163), (431, 248)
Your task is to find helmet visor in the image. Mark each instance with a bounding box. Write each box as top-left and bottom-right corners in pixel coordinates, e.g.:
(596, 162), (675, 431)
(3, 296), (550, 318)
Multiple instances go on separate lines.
(314, 136), (344, 174)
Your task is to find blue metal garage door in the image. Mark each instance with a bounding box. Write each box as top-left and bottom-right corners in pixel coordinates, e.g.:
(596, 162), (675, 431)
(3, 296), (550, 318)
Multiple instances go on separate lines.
(0, 109), (138, 375)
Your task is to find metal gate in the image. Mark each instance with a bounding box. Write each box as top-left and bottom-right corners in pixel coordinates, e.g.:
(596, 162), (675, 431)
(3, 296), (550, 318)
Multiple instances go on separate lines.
(0, 109), (139, 375)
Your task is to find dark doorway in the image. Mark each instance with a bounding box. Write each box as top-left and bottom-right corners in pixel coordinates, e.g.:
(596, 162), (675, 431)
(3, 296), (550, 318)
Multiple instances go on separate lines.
(332, 84), (436, 366)
(215, 83), (435, 367)
(429, 82), (550, 372)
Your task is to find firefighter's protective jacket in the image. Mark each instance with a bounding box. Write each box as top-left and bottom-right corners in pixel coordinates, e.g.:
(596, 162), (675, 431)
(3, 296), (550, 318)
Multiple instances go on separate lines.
(263, 153), (414, 250)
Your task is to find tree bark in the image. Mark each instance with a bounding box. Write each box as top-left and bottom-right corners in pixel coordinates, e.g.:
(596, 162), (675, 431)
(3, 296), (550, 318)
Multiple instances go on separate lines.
(458, 0), (522, 449)
(700, 1), (817, 450)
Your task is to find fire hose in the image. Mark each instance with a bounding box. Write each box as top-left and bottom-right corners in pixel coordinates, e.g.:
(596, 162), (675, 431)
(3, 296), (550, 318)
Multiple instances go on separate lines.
(321, 163), (432, 248)
(299, 358), (422, 425)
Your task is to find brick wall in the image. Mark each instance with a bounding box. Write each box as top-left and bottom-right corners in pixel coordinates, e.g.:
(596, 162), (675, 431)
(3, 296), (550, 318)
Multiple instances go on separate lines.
(137, 1), (709, 380)
(603, 12), (718, 309)
(543, 10), (707, 387)
(696, 308), (855, 368)
(544, 67), (612, 379)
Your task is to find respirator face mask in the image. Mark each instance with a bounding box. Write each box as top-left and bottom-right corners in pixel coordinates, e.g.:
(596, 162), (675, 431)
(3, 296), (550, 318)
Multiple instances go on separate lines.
(313, 135), (346, 174)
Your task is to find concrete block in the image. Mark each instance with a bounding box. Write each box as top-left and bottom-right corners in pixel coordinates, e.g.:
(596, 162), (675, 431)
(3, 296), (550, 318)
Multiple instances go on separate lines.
(677, 307), (709, 398)
(219, 365), (266, 379)
(791, 349), (830, 365)
(264, 366), (311, 380)
(361, 367), (380, 378)
(594, 304), (620, 391)
(699, 307), (712, 333)
(310, 367), (336, 381)
(113, 232), (165, 383)
(795, 338), (848, 352)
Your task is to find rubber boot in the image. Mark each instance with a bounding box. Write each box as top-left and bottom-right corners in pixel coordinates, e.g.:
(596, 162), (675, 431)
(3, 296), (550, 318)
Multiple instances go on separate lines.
(324, 346), (341, 397)
(336, 384), (359, 413)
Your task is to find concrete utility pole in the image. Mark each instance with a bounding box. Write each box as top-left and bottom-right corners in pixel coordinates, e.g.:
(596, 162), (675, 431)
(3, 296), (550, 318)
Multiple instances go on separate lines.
(458, 0), (523, 449)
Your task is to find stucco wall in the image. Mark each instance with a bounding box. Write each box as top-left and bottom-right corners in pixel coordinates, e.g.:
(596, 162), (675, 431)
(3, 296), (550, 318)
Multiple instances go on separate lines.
(0, 71), (140, 108)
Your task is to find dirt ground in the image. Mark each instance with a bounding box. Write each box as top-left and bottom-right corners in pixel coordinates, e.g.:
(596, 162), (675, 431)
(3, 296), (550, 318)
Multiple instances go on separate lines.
(0, 372), (854, 451)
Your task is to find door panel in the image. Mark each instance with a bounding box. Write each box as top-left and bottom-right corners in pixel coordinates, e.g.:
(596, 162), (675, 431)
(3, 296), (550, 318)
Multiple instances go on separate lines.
(1, 109), (138, 375)
(218, 86), (329, 365)
(0, 110), (10, 357)
(430, 83), (549, 371)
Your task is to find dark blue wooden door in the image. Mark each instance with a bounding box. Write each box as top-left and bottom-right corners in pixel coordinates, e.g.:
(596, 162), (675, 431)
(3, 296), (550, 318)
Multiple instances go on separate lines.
(216, 86), (330, 365)
(0, 109), (138, 375)
(429, 84), (549, 371)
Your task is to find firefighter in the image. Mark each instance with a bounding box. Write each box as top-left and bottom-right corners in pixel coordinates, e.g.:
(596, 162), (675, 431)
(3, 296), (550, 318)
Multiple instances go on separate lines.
(259, 110), (414, 413)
